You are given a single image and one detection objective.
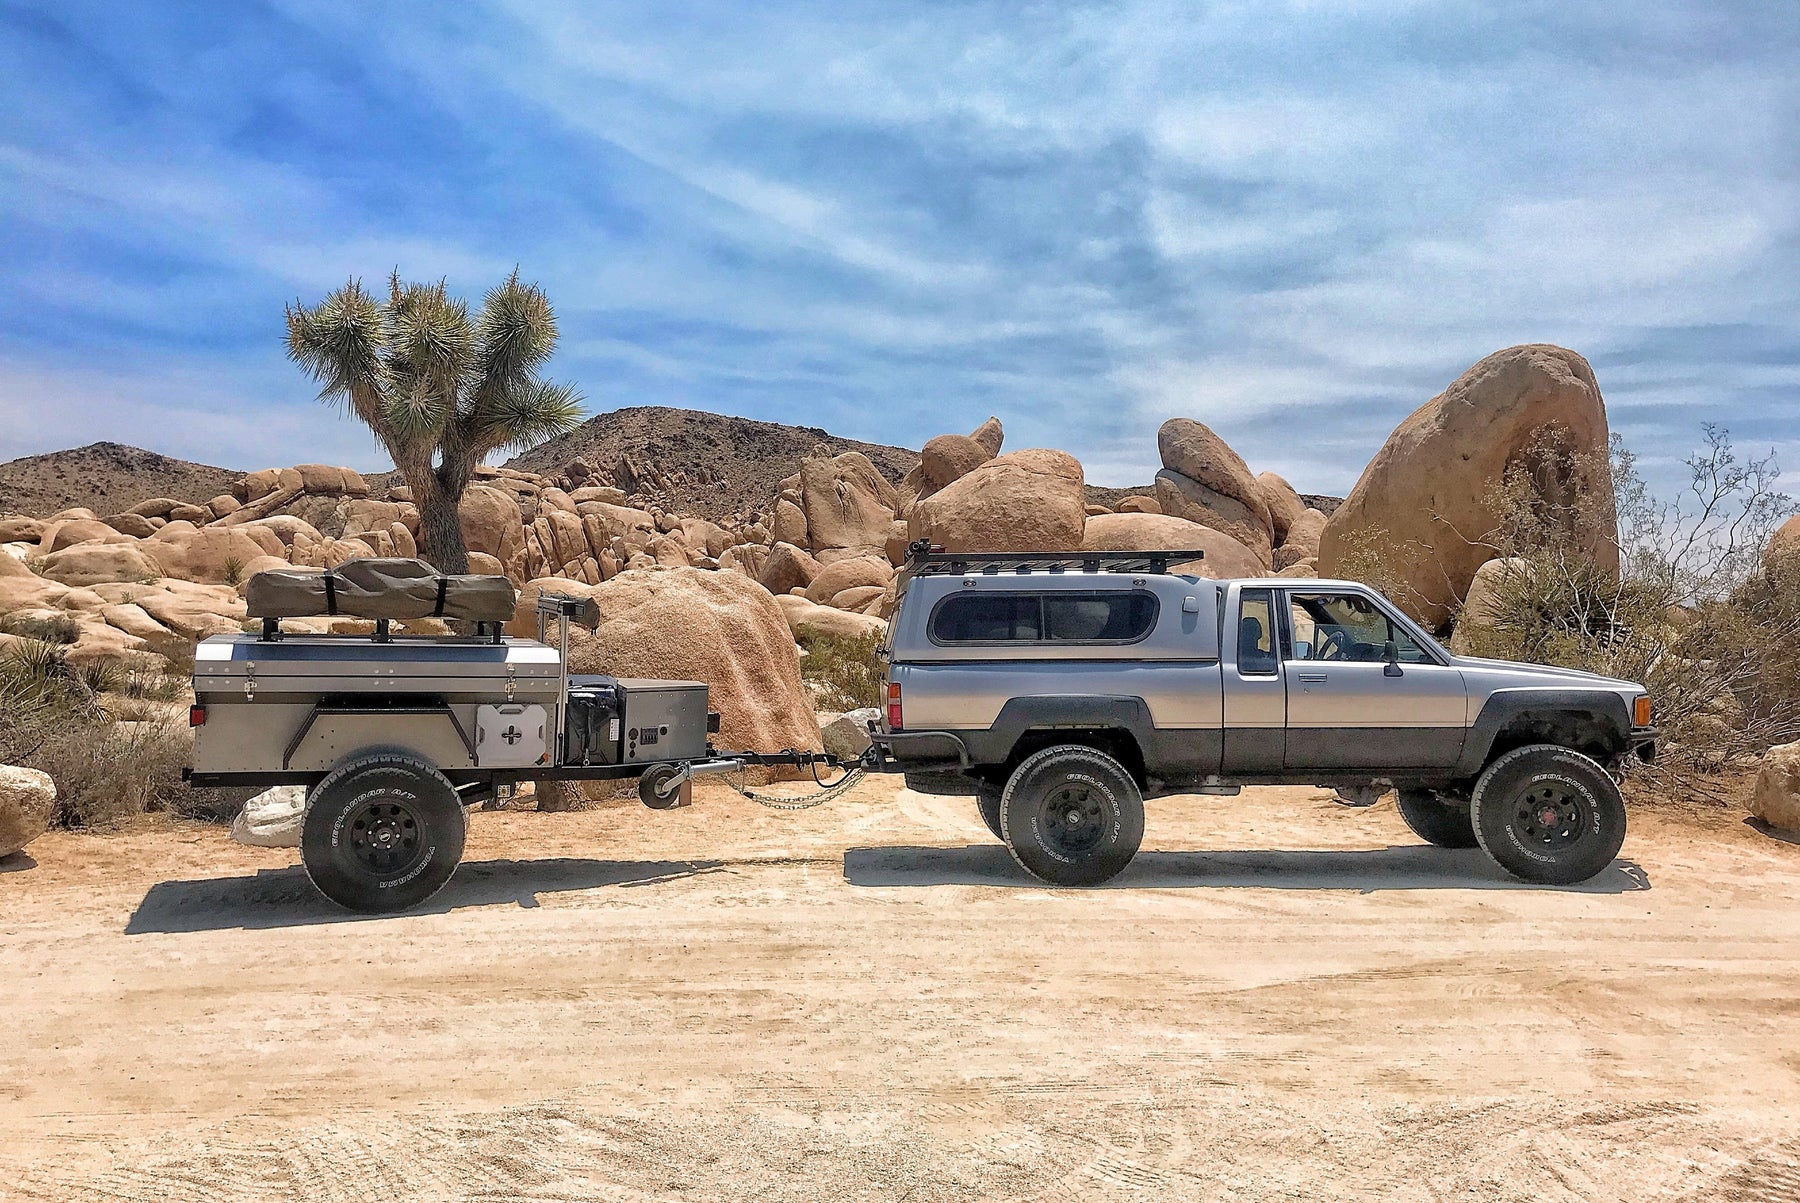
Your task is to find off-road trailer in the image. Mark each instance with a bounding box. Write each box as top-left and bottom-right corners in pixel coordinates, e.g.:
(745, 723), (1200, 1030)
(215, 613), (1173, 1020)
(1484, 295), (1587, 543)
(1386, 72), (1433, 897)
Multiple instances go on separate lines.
(186, 559), (851, 912)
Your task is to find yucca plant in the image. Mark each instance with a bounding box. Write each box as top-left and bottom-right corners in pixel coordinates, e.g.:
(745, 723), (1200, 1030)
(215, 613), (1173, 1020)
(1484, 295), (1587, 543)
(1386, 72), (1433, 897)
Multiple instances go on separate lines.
(285, 271), (585, 572)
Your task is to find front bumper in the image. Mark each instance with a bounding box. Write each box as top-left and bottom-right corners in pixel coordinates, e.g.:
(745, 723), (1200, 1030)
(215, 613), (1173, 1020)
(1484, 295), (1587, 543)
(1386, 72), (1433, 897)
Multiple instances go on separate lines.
(1629, 726), (1658, 764)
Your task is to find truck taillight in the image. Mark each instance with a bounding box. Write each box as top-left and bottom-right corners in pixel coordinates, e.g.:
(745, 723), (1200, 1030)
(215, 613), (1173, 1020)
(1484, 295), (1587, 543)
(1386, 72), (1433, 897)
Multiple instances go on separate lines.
(188, 705), (206, 728)
(886, 682), (902, 731)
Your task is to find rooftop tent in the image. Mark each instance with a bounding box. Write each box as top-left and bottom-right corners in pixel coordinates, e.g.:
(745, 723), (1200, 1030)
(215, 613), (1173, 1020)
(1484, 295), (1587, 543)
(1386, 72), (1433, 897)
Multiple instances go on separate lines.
(244, 557), (518, 624)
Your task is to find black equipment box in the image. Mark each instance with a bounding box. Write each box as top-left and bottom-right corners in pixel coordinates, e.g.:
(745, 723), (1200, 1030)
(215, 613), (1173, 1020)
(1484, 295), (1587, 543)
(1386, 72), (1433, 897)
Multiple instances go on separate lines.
(564, 675), (624, 767)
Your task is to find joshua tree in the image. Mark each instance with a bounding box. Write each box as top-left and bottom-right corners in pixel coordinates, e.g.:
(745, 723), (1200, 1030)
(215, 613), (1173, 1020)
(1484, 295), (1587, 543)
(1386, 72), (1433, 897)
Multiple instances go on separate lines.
(284, 271), (583, 572)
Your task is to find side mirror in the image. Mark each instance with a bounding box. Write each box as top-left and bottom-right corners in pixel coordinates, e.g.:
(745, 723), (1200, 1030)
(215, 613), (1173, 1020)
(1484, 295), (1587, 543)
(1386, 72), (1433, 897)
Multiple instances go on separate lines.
(1383, 639), (1403, 677)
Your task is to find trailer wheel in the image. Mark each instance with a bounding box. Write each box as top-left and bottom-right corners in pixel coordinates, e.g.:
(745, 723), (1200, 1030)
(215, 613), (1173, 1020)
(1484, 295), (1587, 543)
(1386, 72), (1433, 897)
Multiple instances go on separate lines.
(638, 763), (692, 810)
(999, 744), (1143, 886)
(301, 752), (466, 913)
(1395, 788), (1479, 848)
(1470, 744), (1626, 885)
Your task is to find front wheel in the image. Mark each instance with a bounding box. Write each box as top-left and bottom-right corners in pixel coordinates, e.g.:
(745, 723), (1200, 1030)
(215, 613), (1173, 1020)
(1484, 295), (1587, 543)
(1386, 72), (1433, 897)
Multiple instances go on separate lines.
(1470, 744), (1626, 884)
(301, 751), (466, 913)
(999, 745), (1144, 886)
(1396, 788), (1478, 848)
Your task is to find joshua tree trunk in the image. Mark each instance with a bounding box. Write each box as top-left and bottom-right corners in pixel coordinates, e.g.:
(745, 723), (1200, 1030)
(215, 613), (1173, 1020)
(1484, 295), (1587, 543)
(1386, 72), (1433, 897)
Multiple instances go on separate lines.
(409, 463), (472, 575)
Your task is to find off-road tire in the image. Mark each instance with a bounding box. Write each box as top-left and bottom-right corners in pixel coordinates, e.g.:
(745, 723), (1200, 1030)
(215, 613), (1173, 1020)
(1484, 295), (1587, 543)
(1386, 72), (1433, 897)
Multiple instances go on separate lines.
(301, 751), (466, 913)
(1470, 744), (1626, 885)
(975, 786), (1005, 841)
(1396, 788), (1478, 849)
(999, 745), (1144, 886)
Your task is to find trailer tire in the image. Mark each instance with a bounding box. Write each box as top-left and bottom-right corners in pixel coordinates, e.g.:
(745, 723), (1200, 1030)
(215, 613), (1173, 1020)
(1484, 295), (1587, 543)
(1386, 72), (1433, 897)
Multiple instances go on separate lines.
(1470, 744), (1626, 885)
(301, 751), (466, 913)
(638, 763), (692, 809)
(999, 744), (1143, 886)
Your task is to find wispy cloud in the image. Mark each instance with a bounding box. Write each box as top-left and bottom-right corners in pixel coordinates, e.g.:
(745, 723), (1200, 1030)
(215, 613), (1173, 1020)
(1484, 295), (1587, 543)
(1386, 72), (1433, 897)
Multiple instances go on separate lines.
(0, 0), (1794, 497)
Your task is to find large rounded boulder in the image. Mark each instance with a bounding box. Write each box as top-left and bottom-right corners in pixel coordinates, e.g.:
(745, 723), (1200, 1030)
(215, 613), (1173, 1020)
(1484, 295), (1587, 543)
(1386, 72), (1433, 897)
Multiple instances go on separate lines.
(1152, 420), (1274, 567)
(1317, 344), (1617, 627)
(799, 452), (900, 562)
(511, 567), (822, 768)
(1081, 512), (1264, 580)
(0, 766), (56, 858)
(909, 449), (1086, 553)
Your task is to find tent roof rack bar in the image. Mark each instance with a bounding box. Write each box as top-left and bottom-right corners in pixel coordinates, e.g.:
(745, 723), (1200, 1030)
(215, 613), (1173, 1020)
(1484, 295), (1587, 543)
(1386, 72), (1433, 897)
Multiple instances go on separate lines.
(901, 540), (1205, 578)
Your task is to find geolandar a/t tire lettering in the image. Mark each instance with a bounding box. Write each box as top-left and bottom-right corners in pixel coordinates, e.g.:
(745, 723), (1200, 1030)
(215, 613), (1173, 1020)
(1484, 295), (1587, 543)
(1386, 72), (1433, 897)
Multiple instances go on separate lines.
(999, 745), (1144, 886)
(1469, 743), (1626, 885)
(301, 750), (467, 913)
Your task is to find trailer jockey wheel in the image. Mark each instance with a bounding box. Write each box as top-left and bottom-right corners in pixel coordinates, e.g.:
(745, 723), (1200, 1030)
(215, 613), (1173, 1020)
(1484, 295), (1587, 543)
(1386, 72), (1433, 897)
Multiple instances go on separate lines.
(302, 751), (466, 913)
(638, 763), (692, 810)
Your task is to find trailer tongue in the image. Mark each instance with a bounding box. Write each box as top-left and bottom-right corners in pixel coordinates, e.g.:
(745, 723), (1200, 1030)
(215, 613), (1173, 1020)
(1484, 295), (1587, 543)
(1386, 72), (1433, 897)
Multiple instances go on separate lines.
(187, 559), (860, 912)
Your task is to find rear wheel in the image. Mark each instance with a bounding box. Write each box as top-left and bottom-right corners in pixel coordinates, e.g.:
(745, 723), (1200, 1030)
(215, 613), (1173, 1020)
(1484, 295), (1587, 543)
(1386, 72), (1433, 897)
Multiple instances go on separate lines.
(975, 786), (1004, 840)
(999, 745), (1143, 886)
(1396, 788), (1478, 849)
(301, 751), (466, 913)
(1470, 744), (1626, 884)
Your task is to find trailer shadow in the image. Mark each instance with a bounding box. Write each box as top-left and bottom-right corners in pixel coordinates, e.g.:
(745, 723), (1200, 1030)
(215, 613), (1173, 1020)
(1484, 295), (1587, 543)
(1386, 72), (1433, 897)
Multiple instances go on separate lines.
(842, 844), (1651, 893)
(125, 857), (726, 934)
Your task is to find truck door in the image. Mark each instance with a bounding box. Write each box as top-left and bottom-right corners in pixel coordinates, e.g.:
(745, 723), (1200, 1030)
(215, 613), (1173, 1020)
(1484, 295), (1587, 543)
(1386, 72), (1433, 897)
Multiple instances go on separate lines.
(1280, 589), (1467, 770)
(1221, 584), (1286, 772)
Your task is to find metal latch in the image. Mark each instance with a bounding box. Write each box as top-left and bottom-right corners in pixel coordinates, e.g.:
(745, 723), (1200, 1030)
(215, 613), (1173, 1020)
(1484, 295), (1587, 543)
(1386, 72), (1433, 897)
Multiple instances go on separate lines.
(505, 663), (517, 701)
(243, 662), (256, 701)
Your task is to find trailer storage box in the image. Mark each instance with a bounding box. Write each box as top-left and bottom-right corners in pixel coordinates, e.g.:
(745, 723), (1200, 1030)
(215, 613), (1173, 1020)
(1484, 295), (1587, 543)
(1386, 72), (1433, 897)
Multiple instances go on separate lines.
(564, 675), (624, 766)
(190, 634), (562, 776)
(617, 679), (709, 764)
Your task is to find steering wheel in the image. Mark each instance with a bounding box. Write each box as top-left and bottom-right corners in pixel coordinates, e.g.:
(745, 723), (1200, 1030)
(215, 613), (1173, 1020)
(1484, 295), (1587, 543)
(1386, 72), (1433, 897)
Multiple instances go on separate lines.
(1316, 629), (1350, 661)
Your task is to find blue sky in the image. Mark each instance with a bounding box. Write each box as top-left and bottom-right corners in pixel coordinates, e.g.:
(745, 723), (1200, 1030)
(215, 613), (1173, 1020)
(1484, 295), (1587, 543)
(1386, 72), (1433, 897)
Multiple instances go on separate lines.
(0, 1), (1795, 495)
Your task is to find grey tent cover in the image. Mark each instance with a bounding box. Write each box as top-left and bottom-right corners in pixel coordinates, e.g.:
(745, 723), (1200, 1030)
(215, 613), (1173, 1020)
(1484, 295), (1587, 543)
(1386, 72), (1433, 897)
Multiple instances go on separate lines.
(245, 557), (518, 623)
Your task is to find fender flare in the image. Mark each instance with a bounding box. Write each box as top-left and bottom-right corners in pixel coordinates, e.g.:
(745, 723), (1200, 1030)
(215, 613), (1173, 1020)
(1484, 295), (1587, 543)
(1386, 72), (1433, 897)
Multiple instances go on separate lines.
(1454, 689), (1632, 778)
(959, 695), (1155, 766)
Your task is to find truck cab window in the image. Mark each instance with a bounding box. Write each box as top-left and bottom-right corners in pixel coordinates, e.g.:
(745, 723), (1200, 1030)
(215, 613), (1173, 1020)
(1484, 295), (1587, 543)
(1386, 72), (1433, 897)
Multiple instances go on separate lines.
(1287, 592), (1432, 664)
(1237, 589), (1278, 674)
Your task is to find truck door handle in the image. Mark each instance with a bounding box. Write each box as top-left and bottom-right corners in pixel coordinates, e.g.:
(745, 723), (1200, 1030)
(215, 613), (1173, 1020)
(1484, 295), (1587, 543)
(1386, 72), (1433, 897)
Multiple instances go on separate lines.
(1297, 673), (1328, 684)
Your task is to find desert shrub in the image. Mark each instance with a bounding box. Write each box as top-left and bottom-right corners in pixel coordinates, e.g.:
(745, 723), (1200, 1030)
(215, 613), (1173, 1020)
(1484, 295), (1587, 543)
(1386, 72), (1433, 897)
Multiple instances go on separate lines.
(222, 555), (245, 586)
(1454, 426), (1799, 798)
(798, 630), (884, 711)
(75, 657), (127, 696)
(122, 662), (183, 702)
(37, 717), (193, 828)
(1, 611), (80, 644)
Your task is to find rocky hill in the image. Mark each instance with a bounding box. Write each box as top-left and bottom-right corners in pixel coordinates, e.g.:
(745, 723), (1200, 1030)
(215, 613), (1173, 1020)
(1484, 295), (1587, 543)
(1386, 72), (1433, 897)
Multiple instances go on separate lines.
(506, 407), (921, 521)
(0, 443), (242, 519)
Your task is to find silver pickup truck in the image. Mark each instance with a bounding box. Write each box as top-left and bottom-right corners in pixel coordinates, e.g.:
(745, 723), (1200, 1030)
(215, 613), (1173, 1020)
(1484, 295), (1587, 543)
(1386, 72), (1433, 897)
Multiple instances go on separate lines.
(871, 548), (1656, 888)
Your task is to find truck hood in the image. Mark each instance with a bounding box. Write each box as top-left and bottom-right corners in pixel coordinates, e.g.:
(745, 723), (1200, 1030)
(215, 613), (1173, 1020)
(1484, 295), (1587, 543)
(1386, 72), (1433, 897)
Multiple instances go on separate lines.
(1451, 654), (1643, 695)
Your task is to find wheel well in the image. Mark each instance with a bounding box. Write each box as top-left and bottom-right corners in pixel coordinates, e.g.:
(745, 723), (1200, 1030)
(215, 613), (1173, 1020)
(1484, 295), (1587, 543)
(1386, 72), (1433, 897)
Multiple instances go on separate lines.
(1002, 728), (1146, 787)
(1485, 710), (1620, 766)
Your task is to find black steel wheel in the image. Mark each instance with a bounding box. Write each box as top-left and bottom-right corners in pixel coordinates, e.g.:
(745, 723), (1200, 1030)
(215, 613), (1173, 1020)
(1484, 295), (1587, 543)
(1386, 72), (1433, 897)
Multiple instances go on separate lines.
(638, 763), (692, 810)
(301, 751), (466, 913)
(1470, 744), (1626, 885)
(1395, 788), (1478, 849)
(975, 786), (1004, 841)
(999, 745), (1143, 886)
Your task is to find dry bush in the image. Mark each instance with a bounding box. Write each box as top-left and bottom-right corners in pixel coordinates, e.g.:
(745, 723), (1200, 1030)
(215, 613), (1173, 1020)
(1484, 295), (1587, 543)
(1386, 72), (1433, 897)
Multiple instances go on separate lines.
(1455, 426), (1799, 801)
(0, 639), (235, 827)
(798, 630), (884, 711)
(1, 611), (80, 644)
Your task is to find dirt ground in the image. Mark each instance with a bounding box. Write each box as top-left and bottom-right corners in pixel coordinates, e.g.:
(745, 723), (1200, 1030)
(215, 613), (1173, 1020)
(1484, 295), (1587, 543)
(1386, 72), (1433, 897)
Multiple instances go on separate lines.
(2, 779), (1798, 1202)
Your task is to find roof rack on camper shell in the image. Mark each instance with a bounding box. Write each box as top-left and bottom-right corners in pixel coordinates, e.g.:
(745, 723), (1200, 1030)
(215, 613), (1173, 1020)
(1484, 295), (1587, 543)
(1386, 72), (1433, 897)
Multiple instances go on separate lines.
(901, 539), (1206, 579)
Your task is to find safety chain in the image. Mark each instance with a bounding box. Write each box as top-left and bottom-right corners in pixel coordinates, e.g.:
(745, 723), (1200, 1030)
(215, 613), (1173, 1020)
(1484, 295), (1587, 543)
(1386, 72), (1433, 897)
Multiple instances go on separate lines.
(726, 766), (866, 810)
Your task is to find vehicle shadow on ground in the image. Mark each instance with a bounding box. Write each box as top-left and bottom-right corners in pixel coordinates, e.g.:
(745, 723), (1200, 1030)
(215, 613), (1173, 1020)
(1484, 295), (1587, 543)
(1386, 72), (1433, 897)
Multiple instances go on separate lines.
(843, 844), (1652, 893)
(125, 857), (726, 934)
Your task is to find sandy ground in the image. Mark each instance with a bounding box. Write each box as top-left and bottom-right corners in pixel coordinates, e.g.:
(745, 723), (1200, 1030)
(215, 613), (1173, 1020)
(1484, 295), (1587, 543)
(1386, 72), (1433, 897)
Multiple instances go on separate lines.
(2, 778), (1798, 1202)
